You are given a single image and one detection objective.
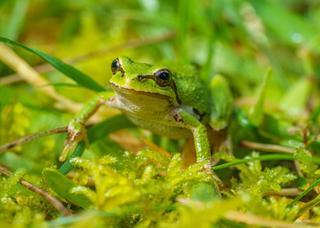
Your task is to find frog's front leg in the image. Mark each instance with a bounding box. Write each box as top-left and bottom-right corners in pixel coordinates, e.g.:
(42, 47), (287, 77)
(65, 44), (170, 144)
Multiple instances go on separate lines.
(59, 91), (114, 162)
(173, 109), (211, 170)
(173, 109), (222, 197)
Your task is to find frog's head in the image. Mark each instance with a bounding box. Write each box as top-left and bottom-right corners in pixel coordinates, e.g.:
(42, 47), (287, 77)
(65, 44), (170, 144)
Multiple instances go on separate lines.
(109, 56), (180, 104)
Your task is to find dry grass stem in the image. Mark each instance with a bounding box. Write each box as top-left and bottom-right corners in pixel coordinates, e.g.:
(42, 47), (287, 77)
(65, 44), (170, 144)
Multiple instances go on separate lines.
(0, 126), (68, 154)
(241, 140), (295, 153)
(0, 44), (81, 112)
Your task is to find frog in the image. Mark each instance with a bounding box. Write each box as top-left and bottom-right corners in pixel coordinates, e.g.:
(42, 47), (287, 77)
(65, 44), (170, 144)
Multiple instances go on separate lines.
(60, 56), (233, 173)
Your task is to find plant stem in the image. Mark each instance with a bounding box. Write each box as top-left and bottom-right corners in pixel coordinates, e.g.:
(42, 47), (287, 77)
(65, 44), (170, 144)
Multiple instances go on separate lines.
(297, 194), (320, 218)
(0, 126), (67, 154)
(241, 140), (295, 153)
(287, 178), (320, 208)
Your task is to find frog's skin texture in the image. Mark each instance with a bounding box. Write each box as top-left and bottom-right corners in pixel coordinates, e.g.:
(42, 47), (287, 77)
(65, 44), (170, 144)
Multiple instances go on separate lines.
(61, 56), (233, 172)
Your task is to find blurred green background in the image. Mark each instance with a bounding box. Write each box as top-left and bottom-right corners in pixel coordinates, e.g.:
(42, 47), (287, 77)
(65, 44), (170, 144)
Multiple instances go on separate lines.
(1, 0), (319, 98)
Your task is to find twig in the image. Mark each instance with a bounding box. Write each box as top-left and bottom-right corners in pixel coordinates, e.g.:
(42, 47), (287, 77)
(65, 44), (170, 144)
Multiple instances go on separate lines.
(225, 211), (309, 228)
(0, 32), (175, 85)
(0, 164), (72, 216)
(0, 75), (22, 85)
(0, 126), (67, 154)
(266, 188), (301, 197)
(240, 140), (295, 153)
(178, 198), (308, 227)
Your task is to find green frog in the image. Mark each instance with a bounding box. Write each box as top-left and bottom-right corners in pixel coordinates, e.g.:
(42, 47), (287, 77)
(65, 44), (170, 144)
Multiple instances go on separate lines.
(60, 56), (233, 171)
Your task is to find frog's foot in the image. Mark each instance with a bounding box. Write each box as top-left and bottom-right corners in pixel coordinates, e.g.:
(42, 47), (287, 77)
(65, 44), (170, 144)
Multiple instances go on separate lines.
(58, 92), (113, 162)
(59, 119), (86, 162)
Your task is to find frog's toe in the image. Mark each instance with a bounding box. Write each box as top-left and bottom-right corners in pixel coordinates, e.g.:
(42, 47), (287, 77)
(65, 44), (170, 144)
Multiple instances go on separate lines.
(59, 124), (86, 162)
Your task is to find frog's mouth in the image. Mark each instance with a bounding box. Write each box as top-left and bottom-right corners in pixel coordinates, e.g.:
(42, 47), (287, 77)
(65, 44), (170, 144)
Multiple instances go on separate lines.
(110, 82), (171, 100)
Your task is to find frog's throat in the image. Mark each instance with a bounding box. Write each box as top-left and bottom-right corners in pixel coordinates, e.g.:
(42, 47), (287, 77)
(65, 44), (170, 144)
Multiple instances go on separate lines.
(110, 82), (173, 100)
(110, 80), (181, 104)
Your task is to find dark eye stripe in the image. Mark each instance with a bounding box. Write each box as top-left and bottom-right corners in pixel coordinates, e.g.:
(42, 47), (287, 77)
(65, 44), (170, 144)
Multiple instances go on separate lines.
(136, 69), (182, 105)
(170, 80), (181, 104)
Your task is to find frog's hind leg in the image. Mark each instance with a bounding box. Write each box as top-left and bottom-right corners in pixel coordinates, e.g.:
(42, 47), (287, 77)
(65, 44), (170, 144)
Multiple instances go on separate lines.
(182, 127), (231, 167)
(208, 128), (231, 165)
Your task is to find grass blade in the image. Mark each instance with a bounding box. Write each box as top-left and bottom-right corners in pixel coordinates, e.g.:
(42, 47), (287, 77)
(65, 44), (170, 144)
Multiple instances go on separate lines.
(43, 168), (92, 208)
(249, 69), (272, 125)
(287, 178), (320, 208)
(212, 154), (294, 171)
(0, 36), (106, 92)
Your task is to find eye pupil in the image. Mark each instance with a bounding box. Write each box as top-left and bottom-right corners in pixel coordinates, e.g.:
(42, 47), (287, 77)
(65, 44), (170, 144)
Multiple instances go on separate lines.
(159, 71), (169, 80)
(154, 69), (171, 86)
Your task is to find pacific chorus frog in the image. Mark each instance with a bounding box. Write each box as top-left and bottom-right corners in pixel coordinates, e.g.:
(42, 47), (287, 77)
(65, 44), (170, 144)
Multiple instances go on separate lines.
(60, 56), (233, 173)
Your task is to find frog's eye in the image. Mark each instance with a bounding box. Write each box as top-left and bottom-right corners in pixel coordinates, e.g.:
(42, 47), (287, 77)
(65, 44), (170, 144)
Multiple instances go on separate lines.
(111, 58), (124, 75)
(154, 69), (171, 87)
